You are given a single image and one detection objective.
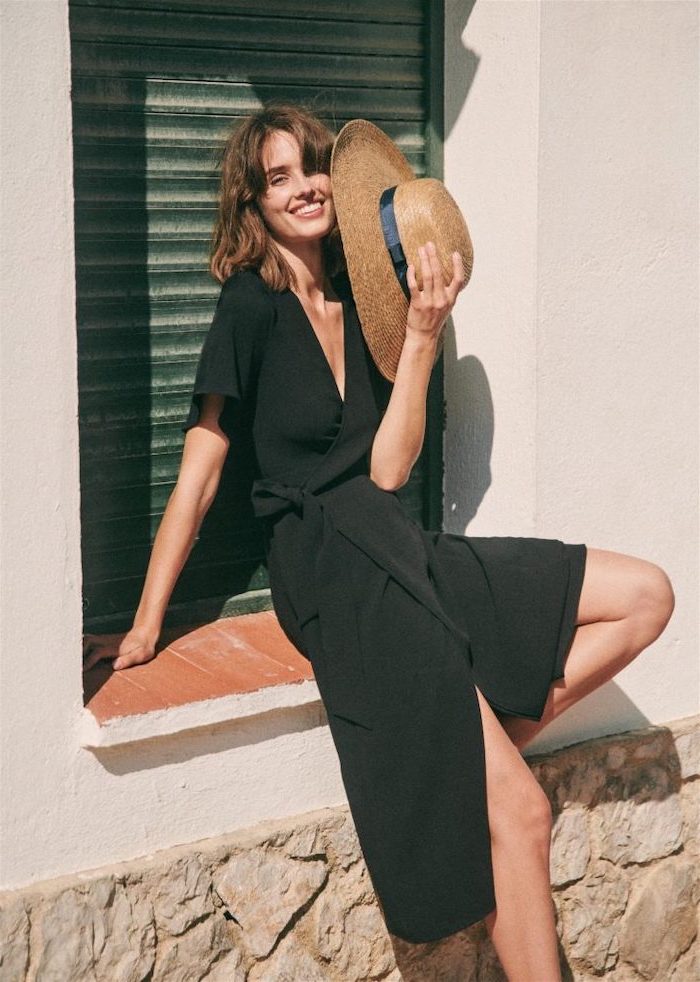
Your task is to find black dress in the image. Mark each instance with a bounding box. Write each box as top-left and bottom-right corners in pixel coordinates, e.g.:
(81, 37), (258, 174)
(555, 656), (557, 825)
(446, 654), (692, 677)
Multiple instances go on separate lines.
(182, 268), (587, 944)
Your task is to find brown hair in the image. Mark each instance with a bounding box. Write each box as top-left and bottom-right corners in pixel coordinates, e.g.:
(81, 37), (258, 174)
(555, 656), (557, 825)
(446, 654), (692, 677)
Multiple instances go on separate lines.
(209, 101), (346, 291)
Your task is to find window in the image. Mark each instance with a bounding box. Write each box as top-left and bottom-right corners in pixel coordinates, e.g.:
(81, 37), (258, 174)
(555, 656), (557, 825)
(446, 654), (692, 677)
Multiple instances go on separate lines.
(70, 0), (444, 636)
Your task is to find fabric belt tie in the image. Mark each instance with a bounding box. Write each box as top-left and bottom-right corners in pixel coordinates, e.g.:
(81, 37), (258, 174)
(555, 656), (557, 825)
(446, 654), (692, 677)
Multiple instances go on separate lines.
(251, 478), (308, 518)
(251, 477), (331, 629)
(251, 475), (472, 655)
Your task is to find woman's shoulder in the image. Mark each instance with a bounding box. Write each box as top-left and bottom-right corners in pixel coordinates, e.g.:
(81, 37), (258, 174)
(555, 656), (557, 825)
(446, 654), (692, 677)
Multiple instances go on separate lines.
(217, 267), (277, 320)
(220, 266), (273, 297)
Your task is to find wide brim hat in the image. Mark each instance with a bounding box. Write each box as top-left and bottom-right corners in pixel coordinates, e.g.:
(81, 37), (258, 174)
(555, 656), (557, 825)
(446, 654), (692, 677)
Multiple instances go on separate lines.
(330, 119), (473, 382)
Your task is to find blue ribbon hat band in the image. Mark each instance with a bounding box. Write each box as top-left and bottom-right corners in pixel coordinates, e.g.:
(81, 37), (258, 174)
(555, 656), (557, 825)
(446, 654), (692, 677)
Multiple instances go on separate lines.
(379, 185), (411, 301)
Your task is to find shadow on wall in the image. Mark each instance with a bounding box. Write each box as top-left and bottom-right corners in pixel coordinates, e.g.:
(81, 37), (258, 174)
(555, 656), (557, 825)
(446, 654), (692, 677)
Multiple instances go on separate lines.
(444, 0), (480, 143)
(526, 680), (656, 758)
(442, 344), (494, 534)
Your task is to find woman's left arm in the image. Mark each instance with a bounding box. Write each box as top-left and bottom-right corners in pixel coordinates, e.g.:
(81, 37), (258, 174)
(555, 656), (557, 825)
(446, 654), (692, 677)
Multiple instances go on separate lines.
(369, 241), (465, 491)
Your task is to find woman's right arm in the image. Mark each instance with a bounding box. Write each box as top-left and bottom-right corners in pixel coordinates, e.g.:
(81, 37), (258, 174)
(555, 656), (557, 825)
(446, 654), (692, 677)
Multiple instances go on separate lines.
(368, 243), (464, 491)
(83, 393), (231, 671)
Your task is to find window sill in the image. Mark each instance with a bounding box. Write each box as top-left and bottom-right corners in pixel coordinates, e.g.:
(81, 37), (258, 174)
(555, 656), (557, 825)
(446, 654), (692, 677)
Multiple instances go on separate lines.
(80, 611), (319, 749)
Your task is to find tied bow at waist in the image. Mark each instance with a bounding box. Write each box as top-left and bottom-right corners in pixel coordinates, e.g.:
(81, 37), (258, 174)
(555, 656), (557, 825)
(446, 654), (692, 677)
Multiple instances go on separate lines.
(250, 477), (344, 630)
(251, 453), (370, 522)
(250, 474), (472, 653)
(251, 478), (323, 521)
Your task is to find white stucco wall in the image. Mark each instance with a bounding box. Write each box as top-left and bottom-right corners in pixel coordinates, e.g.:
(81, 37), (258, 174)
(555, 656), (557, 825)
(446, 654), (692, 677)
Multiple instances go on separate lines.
(445, 0), (698, 754)
(0, 0), (697, 891)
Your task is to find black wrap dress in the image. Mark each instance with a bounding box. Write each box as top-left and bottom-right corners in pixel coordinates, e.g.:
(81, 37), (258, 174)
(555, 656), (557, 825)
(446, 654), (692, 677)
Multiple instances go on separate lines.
(182, 267), (587, 944)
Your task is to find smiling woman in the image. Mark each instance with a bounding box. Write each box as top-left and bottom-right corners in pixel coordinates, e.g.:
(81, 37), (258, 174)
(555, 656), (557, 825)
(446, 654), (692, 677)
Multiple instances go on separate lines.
(209, 102), (346, 295)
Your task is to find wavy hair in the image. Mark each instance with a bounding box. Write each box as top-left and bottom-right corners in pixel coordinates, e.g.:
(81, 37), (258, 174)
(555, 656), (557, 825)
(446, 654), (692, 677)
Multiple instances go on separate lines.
(210, 101), (346, 291)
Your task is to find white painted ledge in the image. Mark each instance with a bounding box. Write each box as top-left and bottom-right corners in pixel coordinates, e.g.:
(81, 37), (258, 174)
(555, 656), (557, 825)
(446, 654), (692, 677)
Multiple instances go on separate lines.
(78, 678), (323, 749)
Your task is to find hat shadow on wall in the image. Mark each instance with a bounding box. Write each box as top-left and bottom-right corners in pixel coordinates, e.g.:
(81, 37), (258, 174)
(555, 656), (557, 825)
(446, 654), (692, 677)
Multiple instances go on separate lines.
(441, 334), (494, 534)
(444, 0), (480, 143)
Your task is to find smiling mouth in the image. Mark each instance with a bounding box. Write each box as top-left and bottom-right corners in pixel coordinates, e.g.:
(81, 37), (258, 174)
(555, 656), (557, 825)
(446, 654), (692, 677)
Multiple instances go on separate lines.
(292, 202), (324, 217)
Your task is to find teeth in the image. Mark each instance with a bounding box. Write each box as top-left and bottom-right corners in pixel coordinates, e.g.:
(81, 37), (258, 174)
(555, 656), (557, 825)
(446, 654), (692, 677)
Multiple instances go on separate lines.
(296, 203), (322, 215)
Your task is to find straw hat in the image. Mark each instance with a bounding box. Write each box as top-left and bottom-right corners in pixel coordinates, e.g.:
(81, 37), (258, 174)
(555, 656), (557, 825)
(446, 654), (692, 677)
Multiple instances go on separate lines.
(330, 119), (473, 382)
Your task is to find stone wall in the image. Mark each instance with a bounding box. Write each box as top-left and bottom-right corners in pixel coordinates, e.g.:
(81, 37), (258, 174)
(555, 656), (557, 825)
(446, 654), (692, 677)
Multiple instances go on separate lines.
(1, 716), (697, 981)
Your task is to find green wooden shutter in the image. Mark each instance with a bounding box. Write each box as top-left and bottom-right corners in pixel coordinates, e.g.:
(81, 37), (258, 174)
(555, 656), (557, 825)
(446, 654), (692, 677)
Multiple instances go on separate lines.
(69, 0), (444, 635)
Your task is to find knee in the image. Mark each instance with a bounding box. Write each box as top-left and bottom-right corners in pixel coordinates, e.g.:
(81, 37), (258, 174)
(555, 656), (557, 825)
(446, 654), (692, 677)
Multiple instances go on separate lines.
(490, 781), (553, 849)
(524, 786), (554, 846)
(632, 561), (675, 642)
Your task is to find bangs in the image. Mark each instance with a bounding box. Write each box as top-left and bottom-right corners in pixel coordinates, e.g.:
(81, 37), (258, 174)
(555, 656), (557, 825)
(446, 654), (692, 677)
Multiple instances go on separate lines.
(295, 119), (333, 176)
(248, 116), (333, 197)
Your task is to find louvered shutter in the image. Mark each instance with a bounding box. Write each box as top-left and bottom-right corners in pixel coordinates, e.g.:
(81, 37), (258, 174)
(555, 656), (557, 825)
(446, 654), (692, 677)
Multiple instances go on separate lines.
(69, 0), (444, 634)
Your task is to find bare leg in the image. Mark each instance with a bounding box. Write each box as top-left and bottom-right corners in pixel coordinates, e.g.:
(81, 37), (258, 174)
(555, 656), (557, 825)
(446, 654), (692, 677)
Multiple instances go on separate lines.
(499, 547), (675, 751)
(475, 685), (562, 981)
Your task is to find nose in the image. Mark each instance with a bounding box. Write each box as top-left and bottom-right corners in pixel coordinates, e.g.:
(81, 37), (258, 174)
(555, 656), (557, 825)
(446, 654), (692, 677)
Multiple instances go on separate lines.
(292, 172), (316, 198)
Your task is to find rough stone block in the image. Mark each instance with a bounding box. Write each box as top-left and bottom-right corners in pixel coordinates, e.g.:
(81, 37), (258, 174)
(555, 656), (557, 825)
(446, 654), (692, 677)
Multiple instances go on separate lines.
(619, 860), (697, 980)
(550, 808), (590, 887)
(560, 863), (630, 974)
(215, 848), (327, 959)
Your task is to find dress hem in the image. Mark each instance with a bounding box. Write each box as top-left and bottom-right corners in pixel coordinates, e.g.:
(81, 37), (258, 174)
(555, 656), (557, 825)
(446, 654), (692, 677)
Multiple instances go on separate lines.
(385, 899), (498, 945)
(552, 542), (587, 682)
(481, 542), (588, 723)
(484, 694), (543, 722)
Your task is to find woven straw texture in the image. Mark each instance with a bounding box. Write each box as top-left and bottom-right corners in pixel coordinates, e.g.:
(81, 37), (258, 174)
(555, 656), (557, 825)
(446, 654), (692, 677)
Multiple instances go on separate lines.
(331, 119), (473, 381)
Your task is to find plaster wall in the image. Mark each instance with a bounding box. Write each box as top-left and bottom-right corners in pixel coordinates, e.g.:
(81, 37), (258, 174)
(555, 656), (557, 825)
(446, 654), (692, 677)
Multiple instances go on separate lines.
(444, 0), (698, 754)
(1, 0), (697, 892)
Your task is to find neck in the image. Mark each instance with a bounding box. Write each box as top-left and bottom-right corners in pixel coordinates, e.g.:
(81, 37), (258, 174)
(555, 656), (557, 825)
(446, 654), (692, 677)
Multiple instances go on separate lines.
(274, 239), (335, 302)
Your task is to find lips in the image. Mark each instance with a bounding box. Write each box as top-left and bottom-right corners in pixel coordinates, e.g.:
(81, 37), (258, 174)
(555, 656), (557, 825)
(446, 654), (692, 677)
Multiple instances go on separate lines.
(292, 201), (324, 217)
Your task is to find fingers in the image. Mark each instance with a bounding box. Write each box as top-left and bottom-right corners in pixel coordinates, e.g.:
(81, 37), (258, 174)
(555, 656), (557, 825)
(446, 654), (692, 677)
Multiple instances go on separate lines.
(426, 242), (445, 297)
(447, 250), (466, 297)
(113, 637), (151, 671)
(407, 241), (465, 338)
(406, 258), (418, 298)
(82, 632), (155, 672)
(415, 242), (462, 298)
(418, 243), (434, 299)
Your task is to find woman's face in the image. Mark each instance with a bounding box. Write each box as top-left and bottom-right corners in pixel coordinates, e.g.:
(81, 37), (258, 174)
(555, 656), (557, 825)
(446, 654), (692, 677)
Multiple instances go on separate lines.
(257, 129), (335, 248)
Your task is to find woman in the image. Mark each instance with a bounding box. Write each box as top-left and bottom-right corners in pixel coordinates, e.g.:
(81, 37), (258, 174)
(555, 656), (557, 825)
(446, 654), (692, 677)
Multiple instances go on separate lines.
(84, 102), (675, 976)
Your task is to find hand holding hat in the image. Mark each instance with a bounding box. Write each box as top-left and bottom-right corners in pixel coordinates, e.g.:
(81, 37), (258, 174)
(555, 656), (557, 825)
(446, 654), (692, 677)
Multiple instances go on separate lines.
(330, 119), (474, 381)
(405, 239), (466, 349)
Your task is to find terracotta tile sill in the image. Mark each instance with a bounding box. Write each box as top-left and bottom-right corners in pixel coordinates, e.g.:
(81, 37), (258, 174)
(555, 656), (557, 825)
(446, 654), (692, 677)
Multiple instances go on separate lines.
(79, 611), (320, 749)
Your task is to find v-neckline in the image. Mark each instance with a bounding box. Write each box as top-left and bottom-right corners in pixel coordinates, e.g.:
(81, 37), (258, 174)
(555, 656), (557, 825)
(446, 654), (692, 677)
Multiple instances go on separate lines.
(288, 290), (347, 406)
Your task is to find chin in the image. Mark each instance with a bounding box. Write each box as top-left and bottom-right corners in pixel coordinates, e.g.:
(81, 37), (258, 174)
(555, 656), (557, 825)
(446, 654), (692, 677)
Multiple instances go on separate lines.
(299, 225), (334, 244)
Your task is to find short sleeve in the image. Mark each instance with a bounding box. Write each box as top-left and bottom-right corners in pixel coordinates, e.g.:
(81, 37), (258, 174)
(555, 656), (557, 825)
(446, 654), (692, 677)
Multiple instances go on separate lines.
(181, 270), (274, 439)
